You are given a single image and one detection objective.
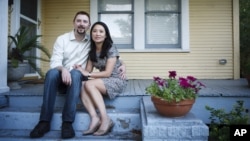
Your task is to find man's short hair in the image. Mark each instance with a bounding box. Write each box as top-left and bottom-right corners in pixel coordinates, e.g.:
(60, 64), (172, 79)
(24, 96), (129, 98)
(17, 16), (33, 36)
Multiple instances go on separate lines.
(73, 11), (90, 24)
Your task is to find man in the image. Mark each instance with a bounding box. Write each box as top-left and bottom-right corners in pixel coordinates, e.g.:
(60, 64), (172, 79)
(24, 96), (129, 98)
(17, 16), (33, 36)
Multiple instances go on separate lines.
(29, 11), (126, 139)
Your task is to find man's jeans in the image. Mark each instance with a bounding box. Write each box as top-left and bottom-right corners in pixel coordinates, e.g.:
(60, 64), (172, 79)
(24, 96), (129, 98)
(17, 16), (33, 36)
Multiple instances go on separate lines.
(39, 69), (88, 122)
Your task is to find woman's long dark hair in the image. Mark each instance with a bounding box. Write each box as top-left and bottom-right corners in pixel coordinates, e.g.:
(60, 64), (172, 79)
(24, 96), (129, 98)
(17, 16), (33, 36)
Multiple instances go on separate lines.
(89, 21), (113, 62)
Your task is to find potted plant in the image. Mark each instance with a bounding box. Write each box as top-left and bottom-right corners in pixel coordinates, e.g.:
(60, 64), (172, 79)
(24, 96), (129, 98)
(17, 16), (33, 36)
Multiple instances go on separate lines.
(7, 26), (51, 89)
(145, 71), (205, 117)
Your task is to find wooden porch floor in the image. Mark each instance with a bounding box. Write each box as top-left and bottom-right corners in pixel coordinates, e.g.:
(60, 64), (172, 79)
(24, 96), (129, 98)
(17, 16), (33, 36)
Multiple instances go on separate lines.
(8, 79), (250, 97)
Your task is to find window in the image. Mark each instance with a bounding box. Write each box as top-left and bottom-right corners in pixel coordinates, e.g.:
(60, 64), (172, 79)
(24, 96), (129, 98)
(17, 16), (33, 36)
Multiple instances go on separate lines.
(145, 0), (181, 48)
(11, 0), (41, 74)
(91, 0), (189, 51)
(98, 0), (133, 49)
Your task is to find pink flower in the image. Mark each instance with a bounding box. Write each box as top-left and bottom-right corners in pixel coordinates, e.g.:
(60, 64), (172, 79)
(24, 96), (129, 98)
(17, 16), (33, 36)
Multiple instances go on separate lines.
(179, 77), (191, 88)
(153, 76), (160, 81)
(187, 76), (197, 82)
(169, 71), (176, 79)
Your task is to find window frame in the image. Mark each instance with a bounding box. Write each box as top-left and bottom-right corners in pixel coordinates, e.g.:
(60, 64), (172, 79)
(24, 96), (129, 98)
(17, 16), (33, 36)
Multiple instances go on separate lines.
(90, 0), (189, 52)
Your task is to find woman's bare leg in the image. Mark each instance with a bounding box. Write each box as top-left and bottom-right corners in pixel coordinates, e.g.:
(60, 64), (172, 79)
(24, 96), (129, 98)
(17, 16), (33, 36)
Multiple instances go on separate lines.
(84, 79), (113, 135)
(80, 82), (100, 134)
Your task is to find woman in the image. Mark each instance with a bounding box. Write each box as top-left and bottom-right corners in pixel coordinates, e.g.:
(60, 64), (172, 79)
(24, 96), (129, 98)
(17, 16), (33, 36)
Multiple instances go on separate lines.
(76, 21), (127, 136)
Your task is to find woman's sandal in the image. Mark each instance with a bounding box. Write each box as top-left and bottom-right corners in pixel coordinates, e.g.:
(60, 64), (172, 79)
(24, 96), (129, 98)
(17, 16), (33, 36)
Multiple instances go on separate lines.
(93, 119), (114, 136)
(82, 121), (101, 135)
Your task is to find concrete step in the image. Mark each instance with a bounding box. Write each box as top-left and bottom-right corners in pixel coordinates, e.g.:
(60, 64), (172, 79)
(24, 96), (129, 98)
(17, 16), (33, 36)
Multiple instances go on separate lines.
(140, 97), (209, 141)
(7, 94), (142, 109)
(0, 107), (141, 131)
(0, 88), (143, 141)
(0, 106), (141, 140)
(6, 83), (142, 110)
(0, 129), (141, 141)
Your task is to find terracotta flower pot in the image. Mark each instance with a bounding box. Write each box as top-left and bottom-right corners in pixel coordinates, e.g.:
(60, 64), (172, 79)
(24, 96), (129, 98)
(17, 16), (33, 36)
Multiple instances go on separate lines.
(151, 96), (195, 117)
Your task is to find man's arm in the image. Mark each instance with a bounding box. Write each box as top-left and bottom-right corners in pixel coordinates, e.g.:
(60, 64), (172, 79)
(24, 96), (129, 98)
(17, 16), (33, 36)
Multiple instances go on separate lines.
(50, 37), (72, 85)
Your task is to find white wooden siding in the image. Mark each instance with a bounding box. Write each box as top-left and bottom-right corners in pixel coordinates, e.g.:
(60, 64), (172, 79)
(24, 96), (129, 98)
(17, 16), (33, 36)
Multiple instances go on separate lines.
(41, 0), (237, 79)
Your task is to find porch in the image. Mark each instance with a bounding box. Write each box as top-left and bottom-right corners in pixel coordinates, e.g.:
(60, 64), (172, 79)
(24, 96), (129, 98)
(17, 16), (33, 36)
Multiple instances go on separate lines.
(0, 79), (250, 140)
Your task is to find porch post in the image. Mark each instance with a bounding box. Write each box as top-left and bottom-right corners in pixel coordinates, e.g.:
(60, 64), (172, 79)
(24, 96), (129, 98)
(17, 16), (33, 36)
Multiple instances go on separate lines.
(233, 0), (240, 79)
(0, 0), (10, 94)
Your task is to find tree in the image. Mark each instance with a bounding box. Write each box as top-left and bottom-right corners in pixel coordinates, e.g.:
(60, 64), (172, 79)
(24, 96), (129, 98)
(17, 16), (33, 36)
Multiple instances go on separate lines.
(240, 0), (250, 76)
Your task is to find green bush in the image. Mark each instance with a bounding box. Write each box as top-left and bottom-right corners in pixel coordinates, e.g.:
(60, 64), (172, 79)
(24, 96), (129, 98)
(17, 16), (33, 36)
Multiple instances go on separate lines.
(240, 0), (250, 76)
(205, 101), (249, 141)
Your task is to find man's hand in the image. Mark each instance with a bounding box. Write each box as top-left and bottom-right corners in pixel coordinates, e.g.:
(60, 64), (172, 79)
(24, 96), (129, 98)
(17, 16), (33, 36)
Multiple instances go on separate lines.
(61, 68), (72, 85)
(118, 64), (126, 79)
(74, 65), (89, 76)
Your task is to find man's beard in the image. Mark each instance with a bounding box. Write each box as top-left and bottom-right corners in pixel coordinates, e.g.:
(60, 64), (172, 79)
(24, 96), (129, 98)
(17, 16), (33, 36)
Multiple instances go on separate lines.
(77, 28), (85, 35)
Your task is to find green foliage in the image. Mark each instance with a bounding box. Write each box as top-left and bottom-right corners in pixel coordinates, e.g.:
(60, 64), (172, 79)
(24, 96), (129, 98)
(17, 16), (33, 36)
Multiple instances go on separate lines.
(8, 26), (51, 78)
(205, 101), (249, 141)
(240, 0), (250, 75)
